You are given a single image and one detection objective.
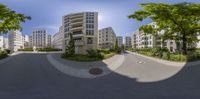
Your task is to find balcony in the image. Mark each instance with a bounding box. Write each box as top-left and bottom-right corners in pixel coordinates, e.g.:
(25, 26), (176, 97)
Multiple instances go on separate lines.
(71, 26), (83, 31)
(71, 18), (83, 23)
(75, 40), (84, 46)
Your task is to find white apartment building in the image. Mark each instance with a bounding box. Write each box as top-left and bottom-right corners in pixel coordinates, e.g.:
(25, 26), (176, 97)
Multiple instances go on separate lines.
(132, 30), (158, 49)
(47, 35), (52, 47)
(53, 26), (64, 50)
(132, 29), (180, 52)
(62, 12), (98, 54)
(116, 36), (123, 47)
(0, 36), (4, 50)
(31, 29), (49, 48)
(22, 35), (29, 48)
(0, 36), (9, 50)
(125, 36), (132, 49)
(29, 36), (32, 48)
(197, 33), (200, 48)
(8, 30), (23, 52)
(98, 27), (116, 49)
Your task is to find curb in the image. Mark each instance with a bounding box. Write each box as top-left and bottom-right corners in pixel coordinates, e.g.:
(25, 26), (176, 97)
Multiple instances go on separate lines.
(46, 54), (125, 78)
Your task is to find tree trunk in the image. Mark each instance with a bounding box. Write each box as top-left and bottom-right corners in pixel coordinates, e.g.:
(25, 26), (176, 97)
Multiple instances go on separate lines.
(182, 35), (187, 55)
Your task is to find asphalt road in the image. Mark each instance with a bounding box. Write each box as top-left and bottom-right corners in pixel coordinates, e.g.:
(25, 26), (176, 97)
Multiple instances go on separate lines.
(0, 53), (199, 99)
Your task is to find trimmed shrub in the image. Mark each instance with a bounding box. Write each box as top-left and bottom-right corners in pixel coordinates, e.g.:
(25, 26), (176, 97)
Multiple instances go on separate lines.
(5, 49), (10, 54)
(98, 49), (111, 54)
(36, 47), (61, 52)
(0, 50), (8, 59)
(169, 54), (187, 62)
(162, 52), (170, 60)
(18, 48), (33, 51)
(87, 49), (103, 59)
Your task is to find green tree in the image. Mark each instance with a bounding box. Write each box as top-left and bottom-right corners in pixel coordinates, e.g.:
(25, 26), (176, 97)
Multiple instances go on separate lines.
(65, 33), (75, 56)
(114, 39), (119, 50)
(128, 2), (200, 54)
(0, 4), (31, 34)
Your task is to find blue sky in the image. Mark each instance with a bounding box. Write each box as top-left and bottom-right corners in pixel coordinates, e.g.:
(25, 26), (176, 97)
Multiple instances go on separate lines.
(1, 0), (200, 37)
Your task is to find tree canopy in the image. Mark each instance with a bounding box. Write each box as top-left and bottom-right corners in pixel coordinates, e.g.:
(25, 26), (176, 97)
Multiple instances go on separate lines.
(0, 3), (31, 34)
(128, 2), (200, 54)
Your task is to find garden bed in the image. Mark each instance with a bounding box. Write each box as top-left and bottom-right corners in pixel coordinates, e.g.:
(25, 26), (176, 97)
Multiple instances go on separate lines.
(62, 52), (116, 62)
(128, 48), (200, 62)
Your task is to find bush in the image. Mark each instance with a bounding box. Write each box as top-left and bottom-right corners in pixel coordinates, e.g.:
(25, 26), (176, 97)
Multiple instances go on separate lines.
(87, 49), (103, 59)
(98, 49), (111, 54)
(36, 47), (61, 52)
(4, 49), (10, 54)
(169, 54), (187, 61)
(0, 50), (8, 59)
(18, 48), (33, 51)
(162, 52), (170, 60)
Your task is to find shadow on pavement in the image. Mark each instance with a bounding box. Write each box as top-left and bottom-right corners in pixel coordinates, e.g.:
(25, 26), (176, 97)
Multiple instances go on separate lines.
(0, 53), (199, 99)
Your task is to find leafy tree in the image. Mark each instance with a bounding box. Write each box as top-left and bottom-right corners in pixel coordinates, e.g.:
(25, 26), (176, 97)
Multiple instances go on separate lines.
(128, 2), (200, 54)
(65, 33), (75, 56)
(114, 39), (119, 50)
(0, 4), (31, 34)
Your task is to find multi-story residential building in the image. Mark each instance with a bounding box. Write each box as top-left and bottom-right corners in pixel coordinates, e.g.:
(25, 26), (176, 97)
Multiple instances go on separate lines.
(116, 36), (123, 47)
(53, 26), (64, 50)
(98, 27), (116, 49)
(62, 12), (98, 54)
(29, 36), (32, 48)
(47, 35), (52, 47)
(125, 36), (132, 49)
(0, 36), (4, 50)
(31, 28), (48, 48)
(8, 30), (23, 52)
(197, 33), (200, 48)
(22, 35), (29, 48)
(0, 35), (9, 50)
(4, 37), (9, 49)
(132, 30), (157, 49)
(132, 29), (181, 52)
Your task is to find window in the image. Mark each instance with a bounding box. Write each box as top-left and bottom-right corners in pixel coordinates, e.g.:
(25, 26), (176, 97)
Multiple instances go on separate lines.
(87, 38), (93, 44)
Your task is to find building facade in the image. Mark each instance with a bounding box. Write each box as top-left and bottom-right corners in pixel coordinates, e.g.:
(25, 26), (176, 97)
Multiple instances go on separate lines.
(125, 36), (132, 49)
(98, 27), (116, 49)
(132, 29), (180, 52)
(22, 35), (29, 48)
(197, 33), (200, 48)
(47, 35), (52, 47)
(31, 29), (49, 48)
(62, 12), (98, 54)
(8, 30), (23, 52)
(0, 36), (4, 50)
(52, 26), (64, 50)
(116, 36), (123, 47)
(132, 30), (157, 49)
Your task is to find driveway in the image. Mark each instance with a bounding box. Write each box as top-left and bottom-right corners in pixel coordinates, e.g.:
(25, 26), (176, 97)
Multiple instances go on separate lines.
(0, 53), (199, 99)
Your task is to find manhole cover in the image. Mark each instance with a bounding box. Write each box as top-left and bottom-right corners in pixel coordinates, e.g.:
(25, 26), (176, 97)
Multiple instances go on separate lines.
(89, 68), (103, 75)
(136, 61), (145, 64)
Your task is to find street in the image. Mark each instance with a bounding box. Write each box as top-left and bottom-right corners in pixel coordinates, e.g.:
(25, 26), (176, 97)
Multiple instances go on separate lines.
(0, 53), (199, 99)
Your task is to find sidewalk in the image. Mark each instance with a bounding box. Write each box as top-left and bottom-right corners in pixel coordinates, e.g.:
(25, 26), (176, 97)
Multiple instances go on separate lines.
(127, 51), (200, 67)
(47, 53), (125, 78)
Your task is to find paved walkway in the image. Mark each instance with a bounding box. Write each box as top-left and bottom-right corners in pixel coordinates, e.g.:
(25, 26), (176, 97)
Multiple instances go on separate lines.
(47, 53), (125, 78)
(127, 51), (200, 67)
(0, 52), (200, 99)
